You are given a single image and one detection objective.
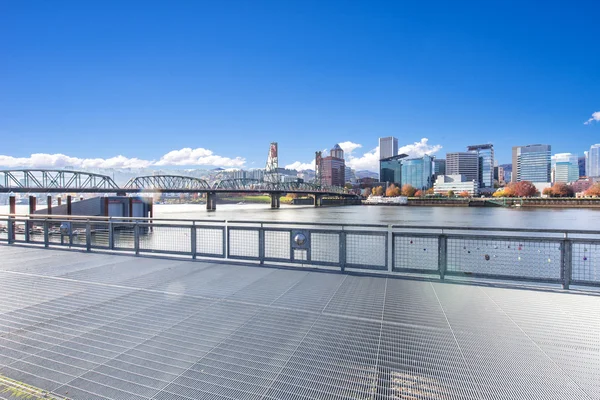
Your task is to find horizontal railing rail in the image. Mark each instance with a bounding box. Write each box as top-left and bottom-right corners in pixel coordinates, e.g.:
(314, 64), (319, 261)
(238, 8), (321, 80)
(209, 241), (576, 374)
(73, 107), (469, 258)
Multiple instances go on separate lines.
(1, 214), (598, 290)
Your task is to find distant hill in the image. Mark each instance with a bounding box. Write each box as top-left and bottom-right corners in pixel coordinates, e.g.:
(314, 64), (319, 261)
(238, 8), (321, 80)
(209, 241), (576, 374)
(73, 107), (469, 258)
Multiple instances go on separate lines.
(355, 170), (379, 179)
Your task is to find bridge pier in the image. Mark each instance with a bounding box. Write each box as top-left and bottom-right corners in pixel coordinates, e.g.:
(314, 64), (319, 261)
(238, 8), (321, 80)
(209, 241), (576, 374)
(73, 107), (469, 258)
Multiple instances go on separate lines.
(28, 196), (37, 232)
(57, 196), (62, 206)
(67, 195), (72, 215)
(270, 193), (281, 209)
(47, 195), (52, 215)
(313, 194), (323, 207)
(206, 192), (217, 211)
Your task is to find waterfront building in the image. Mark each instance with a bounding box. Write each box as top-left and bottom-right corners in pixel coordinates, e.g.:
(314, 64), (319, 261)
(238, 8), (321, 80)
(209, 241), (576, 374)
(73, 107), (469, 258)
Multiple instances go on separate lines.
(379, 137), (398, 160)
(589, 144), (600, 177)
(379, 154), (408, 184)
(467, 144), (494, 190)
(552, 153), (579, 183)
(433, 175), (479, 196)
(433, 158), (446, 178)
(513, 144), (551, 183)
(319, 144), (346, 187)
(401, 155), (434, 190)
(446, 152), (479, 183)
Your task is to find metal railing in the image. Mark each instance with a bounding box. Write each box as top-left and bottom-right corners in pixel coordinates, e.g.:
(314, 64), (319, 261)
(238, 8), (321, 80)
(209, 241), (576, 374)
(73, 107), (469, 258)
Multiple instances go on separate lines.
(1, 213), (599, 290)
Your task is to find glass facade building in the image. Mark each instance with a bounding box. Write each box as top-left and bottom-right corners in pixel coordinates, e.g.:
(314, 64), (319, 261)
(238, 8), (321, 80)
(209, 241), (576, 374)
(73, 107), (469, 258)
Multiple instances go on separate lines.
(401, 155), (434, 190)
(467, 144), (494, 189)
(516, 144), (551, 182)
(552, 153), (579, 183)
(379, 155), (405, 184)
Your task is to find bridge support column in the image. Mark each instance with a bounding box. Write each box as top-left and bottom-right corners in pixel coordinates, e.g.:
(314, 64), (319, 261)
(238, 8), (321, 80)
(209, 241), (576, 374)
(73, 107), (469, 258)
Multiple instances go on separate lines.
(57, 196), (62, 206)
(47, 196), (52, 215)
(313, 194), (322, 207)
(270, 193), (281, 209)
(206, 192), (217, 211)
(67, 196), (72, 215)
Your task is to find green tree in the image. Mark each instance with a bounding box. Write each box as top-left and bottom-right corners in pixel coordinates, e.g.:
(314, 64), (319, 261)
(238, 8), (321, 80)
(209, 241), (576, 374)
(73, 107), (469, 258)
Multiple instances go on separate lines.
(447, 190), (455, 197)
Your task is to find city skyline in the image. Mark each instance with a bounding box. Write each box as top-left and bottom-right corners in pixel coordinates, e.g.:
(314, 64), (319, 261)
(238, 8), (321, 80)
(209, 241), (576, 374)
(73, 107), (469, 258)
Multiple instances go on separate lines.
(1, 1), (599, 172)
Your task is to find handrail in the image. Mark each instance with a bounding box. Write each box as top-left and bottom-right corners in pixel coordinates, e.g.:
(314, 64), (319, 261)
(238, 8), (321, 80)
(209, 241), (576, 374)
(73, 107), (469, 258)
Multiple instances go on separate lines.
(1, 213), (600, 235)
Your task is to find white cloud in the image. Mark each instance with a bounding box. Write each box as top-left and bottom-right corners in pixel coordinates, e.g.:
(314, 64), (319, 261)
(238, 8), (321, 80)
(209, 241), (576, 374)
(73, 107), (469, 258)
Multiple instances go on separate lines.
(285, 161), (315, 171)
(398, 138), (443, 158)
(337, 141), (362, 155)
(584, 111), (600, 125)
(155, 147), (245, 167)
(0, 147), (246, 169)
(0, 153), (153, 169)
(345, 147), (380, 171)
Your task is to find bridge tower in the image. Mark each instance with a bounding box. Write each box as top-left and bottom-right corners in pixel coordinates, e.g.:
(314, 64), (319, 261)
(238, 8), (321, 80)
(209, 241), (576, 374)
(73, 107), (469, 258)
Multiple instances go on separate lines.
(315, 151), (323, 186)
(264, 142), (280, 183)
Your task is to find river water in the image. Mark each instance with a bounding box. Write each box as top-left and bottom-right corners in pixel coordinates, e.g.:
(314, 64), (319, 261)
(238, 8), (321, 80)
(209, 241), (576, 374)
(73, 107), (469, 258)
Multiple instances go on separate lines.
(1, 203), (599, 230)
(151, 204), (600, 230)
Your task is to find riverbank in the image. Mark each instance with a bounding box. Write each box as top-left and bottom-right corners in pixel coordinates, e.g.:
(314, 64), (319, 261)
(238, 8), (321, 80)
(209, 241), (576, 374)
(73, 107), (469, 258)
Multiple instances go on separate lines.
(403, 197), (600, 208)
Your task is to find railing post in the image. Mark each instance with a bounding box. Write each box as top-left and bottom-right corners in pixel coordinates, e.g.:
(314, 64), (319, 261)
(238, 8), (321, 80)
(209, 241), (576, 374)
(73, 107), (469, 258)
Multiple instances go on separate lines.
(387, 225), (393, 272)
(339, 230), (347, 272)
(561, 233), (572, 290)
(134, 221), (140, 255)
(224, 221), (229, 259)
(191, 222), (197, 259)
(258, 224), (265, 264)
(438, 234), (447, 280)
(108, 219), (114, 250)
(7, 216), (14, 244)
(24, 218), (30, 243)
(43, 219), (49, 248)
(86, 220), (92, 252)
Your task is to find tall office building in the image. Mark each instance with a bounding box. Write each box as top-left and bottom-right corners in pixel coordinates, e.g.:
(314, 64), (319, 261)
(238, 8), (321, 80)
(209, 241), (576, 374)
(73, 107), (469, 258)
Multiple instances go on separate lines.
(320, 144), (346, 187)
(588, 144), (600, 177)
(379, 137), (398, 160)
(467, 144), (494, 190)
(446, 152), (479, 183)
(552, 153), (579, 183)
(401, 155), (434, 190)
(584, 151), (589, 177)
(379, 154), (408, 184)
(513, 144), (551, 183)
(433, 158), (446, 177)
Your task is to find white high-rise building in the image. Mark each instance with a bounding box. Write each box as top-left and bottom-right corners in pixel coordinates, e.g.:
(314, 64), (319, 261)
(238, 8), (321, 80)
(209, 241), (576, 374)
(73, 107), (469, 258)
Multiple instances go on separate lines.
(379, 137), (398, 160)
(588, 144), (600, 177)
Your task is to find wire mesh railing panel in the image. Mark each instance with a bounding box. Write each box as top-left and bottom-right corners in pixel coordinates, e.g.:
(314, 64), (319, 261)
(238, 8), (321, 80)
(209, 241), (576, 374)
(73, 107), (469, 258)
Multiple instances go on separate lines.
(196, 227), (224, 257)
(27, 220), (46, 245)
(113, 223), (135, 251)
(139, 224), (191, 254)
(264, 230), (290, 260)
(91, 222), (110, 249)
(572, 242), (600, 284)
(309, 232), (339, 264)
(346, 232), (386, 269)
(228, 228), (259, 259)
(447, 237), (562, 280)
(12, 219), (27, 243)
(393, 234), (439, 272)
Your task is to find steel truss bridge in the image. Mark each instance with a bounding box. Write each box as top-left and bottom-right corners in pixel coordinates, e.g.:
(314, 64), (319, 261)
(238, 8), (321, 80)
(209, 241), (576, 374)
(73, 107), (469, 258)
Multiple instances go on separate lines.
(0, 170), (352, 196)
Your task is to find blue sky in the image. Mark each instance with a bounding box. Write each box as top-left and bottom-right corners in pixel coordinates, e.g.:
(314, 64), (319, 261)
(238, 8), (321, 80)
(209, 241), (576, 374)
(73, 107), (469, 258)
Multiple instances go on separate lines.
(1, 0), (598, 171)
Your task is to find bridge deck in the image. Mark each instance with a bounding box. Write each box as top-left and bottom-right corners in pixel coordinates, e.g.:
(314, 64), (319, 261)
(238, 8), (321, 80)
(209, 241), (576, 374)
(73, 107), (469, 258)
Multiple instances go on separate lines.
(0, 246), (598, 400)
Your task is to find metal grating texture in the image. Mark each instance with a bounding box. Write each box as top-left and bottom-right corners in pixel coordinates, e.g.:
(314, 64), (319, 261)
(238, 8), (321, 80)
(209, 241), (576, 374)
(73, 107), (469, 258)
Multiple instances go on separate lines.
(264, 230), (290, 260)
(447, 237), (562, 280)
(138, 224), (191, 255)
(309, 231), (339, 264)
(571, 242), (600, 284)
(195, 227), (224, 257)
(228, 228), (259, 259)
(345, 232), (387, 270)
(0, 247), (599, 400)
(394, 234), (439, 272)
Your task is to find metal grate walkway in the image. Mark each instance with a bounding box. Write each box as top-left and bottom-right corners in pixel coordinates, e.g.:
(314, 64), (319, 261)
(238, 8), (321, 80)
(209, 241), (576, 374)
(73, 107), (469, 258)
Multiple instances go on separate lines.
(0, 246), (598, 400)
